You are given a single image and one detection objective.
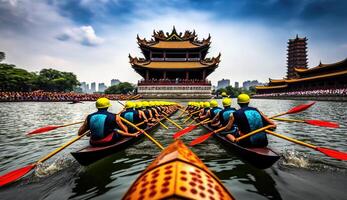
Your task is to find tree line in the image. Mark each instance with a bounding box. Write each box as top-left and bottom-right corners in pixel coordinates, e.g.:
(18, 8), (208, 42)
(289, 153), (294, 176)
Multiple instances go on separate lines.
(0, 52), (79, 92)
(214, 85), (256, 97)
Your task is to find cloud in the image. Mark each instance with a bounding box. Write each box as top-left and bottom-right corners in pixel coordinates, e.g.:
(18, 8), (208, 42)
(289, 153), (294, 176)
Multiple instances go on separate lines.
(57, 25), (104, 46)
(0, 0), (346, 87)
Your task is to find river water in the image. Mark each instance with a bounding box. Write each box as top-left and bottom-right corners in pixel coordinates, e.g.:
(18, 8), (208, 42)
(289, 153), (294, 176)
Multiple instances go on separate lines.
(0, 99), (346, 200)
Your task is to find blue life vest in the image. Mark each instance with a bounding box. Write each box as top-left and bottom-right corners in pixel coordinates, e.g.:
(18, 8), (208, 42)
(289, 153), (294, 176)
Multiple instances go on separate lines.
(121, 108), (141, 132)
(210, 107), (222, 119)
(233, 106), (268, 147)
(87, 109), (119, 140)
(219, 107), (236, 126)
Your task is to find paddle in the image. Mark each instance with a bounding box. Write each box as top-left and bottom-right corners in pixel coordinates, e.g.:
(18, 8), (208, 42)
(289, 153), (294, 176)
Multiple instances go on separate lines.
(177, 107), (187, 118)
(189, 126), (226, 146)
(183, 110), (201, 123)
(159, 121), (169, 129)
(265, 130), (347, 160)
(119, 116), (164, 150)
(0, 131), (88, 187)
(269, 102), (315, 118)
(27, 121), (83, 135)
(234, 125), (276, 142)
(187, 117), (199, 125)
(272, 118), (339, 128)
(173, 118), (211, 139)
(162, 115), (183, 130)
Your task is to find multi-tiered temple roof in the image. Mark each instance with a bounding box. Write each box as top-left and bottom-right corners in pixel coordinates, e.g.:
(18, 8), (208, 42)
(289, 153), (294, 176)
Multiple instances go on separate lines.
(129, 27), (219, 98)
(129, 27), (220, 80)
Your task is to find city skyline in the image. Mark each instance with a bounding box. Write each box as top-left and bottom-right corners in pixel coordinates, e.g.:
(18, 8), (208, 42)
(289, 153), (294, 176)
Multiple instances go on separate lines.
(1, 1), (347, 85)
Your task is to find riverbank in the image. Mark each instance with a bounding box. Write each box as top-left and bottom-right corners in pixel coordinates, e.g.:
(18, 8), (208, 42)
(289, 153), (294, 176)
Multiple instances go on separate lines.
(0, 91), (141, 102)
(252, 96), (347, 102)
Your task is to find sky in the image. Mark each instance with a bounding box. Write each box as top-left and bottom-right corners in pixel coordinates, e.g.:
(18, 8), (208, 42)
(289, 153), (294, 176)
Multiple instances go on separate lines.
(1, 0), (347, 86)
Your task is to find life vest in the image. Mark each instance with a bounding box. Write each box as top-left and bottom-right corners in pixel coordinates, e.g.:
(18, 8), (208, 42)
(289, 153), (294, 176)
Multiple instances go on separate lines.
(210, 107), (222, 119)
(219, 107), (236, 126)
(233, 106), (268, 147)
(87, 109), (120, 143)
(121, 108), (141, 132)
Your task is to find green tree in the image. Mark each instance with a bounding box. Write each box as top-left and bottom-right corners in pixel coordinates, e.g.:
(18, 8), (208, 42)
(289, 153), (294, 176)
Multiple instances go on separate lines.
(105, 82), (134, 94)
(0, 64), (37, 91)
(0, 52), (5, 62)
(36, 68), (79, 92)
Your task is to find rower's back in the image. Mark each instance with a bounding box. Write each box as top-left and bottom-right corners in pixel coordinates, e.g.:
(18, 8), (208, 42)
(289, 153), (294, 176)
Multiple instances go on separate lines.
(234, 94), (268, 147)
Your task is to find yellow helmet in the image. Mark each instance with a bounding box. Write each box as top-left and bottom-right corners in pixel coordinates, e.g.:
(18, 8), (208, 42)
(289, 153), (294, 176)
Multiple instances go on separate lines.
(221, 92), (228, 97)
(135, 101), (142, 109)
(125, 101), (135, 108)
(142, 101), (149, 107)
(210, 100), (218, 107)
(96, 97), (111, 109)
(204, 102), (210, 108)
(222, 97), (232, 107)
(238, 94), (250, 104)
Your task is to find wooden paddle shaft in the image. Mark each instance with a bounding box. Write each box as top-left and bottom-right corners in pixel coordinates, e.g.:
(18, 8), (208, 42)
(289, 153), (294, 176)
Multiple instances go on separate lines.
(119, 116), (164, 150)
(183, 110), (200, 123)
(235, 125), (275, 142)
(272, 118), (305, 123)
(265, 130), (317, 149)
(163, 115), (183, 129)
(159, 121), (169, 129)
(38, 132), (88, 163)
(269, 112), (288, 119)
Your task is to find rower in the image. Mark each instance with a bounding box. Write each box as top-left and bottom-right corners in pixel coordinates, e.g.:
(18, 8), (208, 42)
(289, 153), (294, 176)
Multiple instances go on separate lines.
(210, 97), (236, 128)
(120, 101), (142, 133)
(78, 97), (138, 146)
(225, 94), (276, 147)
(199, 102), (210, 120)
(135, 101), (148, 129)
(200, 100), (222, 123)
(142, 101), (156, 126)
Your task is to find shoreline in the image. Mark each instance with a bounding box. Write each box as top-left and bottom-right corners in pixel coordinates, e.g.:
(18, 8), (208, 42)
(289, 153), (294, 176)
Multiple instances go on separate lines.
(252, 96), (347, 102)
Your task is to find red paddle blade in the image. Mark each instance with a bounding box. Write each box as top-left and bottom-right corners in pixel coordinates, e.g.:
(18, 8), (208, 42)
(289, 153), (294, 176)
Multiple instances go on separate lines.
(0, 164), (35, 187)
(305, 120), (339, 128)
(317, 147), (347, 160)
(173, 125), (197, 139)
(27, 125), (60, 135)
(287, 102), (315, 114)
(189, 132), (214, 146)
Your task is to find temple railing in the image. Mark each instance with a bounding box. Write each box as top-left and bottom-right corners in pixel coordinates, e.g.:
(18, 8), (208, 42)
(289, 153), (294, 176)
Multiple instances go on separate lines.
(138, 80), (211, 86)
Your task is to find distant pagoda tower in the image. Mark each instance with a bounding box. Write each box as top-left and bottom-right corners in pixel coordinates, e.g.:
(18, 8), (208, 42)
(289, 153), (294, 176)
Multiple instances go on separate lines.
(287, 35), (308, 79)
(129, 27), (220, 98)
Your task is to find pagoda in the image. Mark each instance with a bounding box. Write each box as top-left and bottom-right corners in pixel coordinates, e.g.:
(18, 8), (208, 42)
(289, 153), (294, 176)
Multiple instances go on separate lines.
(129, 27), (220, 98)
(287, 35), (308, 79)
(256, 35), (347, 95)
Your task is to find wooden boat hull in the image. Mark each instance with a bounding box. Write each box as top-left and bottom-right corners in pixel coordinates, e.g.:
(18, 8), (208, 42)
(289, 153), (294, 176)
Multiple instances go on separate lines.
(71, 109), (177, 166)
(122, 140), (235, 200)
(197, 117), (280, 169)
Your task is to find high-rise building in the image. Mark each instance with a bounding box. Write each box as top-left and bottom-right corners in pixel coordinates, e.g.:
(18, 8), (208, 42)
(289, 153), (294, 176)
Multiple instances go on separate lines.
(287, 35), (308, 79)
(234, 82), (239, 89)
(90, 82), (96, 93)
(98, 83), (107, 92)
(111, 79), (120, 86)
(243, 80), (260, 90)
(217, 79), (230, 90)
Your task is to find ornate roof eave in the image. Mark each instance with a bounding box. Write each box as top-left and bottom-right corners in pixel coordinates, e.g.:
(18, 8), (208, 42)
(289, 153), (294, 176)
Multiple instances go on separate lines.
(201, 53), (221, 65)
(136, 27), (211, 48)
(128, 54), (220, 70)
(294, 57), (347, 73)
(256, 84), (288, 90)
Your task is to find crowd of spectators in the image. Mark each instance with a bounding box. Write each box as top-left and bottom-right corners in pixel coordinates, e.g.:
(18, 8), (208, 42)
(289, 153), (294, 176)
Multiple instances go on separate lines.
(253, 88), (347, 97)
(139, 78), (211, 85)
(0, 91), (141, 102)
